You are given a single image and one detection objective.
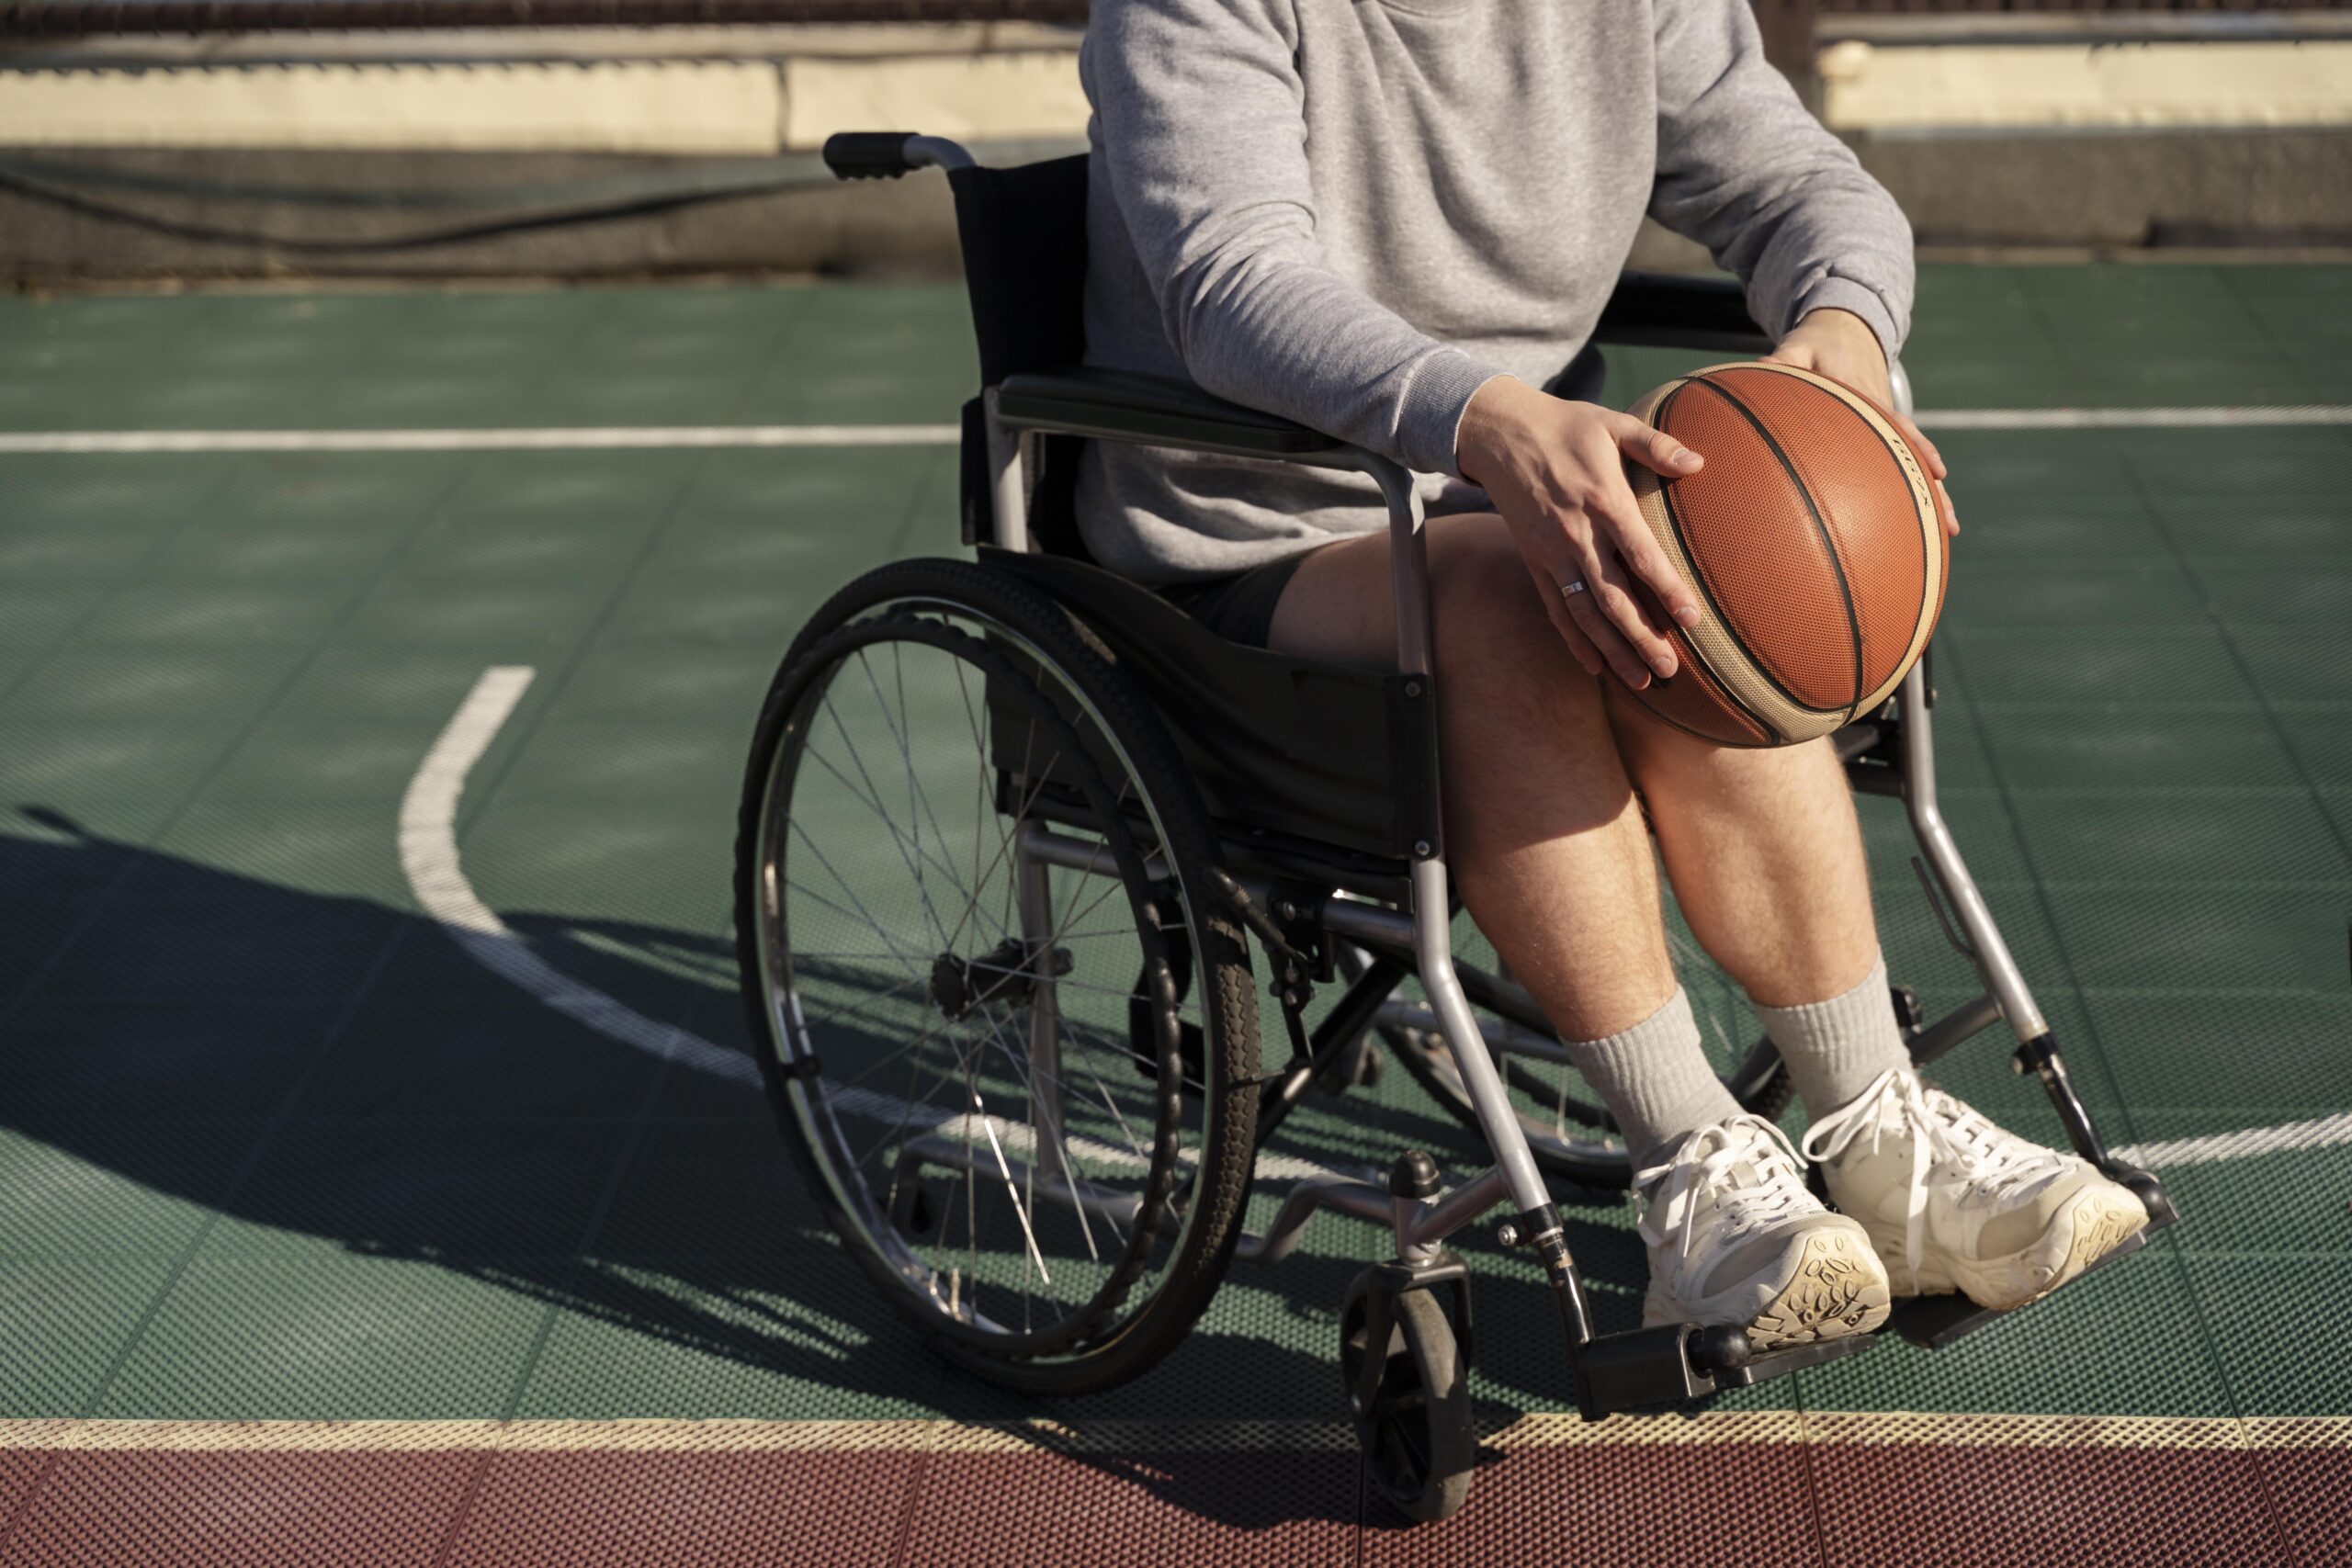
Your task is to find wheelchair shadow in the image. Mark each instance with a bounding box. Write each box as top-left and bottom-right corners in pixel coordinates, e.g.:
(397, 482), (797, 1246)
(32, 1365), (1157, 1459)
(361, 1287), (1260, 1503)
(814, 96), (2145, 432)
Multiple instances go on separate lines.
(0, 806), (994, 1413)
(3, 804), (1624, 1526)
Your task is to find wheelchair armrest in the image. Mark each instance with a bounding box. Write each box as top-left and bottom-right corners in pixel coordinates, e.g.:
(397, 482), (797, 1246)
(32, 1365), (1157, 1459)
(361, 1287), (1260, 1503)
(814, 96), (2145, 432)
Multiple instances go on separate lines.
(996, 367), (1340, 458)
(1593, 271), (1773, 355)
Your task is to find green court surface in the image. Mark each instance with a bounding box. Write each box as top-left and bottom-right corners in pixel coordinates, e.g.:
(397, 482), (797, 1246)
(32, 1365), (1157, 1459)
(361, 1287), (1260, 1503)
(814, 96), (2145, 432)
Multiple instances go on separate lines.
(0, 265), (2348, 1562)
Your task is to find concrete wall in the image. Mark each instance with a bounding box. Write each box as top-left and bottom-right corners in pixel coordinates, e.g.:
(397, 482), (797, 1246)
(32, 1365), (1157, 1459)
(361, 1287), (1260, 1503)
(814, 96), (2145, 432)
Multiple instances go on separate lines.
(2, 23), (2347, 283)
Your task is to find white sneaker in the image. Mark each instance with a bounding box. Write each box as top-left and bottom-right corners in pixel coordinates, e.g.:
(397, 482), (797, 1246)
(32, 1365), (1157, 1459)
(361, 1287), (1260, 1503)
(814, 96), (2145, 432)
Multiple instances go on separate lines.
(1637, 1113), (1891, 1349)
(1802, 1066), (2149, 1313)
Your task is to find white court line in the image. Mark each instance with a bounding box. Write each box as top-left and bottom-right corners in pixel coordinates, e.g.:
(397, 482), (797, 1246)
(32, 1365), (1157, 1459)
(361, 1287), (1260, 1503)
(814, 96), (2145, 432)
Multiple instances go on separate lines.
(398, 666), (1340, 1185)
(397, 665), (761, 1090)
(2113, 1111), (2352, 1170)
(5, 406), (2352, 456)
(1917, 406), (2352, 431)
(402, 666), (2352, 1181)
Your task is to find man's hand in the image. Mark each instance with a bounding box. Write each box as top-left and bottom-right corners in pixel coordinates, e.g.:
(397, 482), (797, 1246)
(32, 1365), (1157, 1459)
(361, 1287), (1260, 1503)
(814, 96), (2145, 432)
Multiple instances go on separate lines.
(1767, 308), (1959, 537)
(1456, 377), (1707, 691)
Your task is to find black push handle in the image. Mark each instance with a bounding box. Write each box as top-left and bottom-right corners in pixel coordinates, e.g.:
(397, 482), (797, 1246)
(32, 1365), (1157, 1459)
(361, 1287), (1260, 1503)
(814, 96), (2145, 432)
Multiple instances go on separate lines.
(822, 132), (922, 181)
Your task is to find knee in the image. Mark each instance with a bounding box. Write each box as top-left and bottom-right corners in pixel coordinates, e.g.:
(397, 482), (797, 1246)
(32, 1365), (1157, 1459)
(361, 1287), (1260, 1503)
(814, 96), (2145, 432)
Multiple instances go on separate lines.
(1428, 519), (1603, 718)
(1611, 688), (1846, 808)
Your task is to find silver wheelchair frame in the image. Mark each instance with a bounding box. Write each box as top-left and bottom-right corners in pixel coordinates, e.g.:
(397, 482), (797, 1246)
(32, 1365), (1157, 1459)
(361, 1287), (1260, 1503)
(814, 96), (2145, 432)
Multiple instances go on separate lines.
(826, 132), (2175, 1431)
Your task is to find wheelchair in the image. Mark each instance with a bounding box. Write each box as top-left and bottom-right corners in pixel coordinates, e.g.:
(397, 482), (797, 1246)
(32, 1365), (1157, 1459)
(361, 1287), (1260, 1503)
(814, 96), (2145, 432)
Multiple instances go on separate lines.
(733, 131), (2179, 1520)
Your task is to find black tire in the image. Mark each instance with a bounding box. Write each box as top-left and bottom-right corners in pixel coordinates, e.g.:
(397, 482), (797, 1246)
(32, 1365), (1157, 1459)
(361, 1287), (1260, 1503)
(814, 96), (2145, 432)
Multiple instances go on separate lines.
(735, 558), (1261, 1395)
(1341, 1277), (1476, 1523)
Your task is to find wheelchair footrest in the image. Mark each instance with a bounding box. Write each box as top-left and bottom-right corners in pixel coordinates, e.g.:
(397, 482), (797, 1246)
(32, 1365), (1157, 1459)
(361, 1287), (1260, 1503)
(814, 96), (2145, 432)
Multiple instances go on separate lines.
(1888, 1223), (2156, 1350)
(1575, 1321), (1879, 1417)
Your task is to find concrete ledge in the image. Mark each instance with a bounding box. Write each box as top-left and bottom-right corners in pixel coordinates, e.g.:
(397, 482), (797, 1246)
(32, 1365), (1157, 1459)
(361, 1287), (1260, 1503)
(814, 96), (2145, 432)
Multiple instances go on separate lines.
(6, 129), (2348, 286)
(0, 62), (788, 154)
(0, 148), (972, 281)
(1822, 39), (2352, 131)
(1854, 127), (2352, 249)
(783, 51), (1086, 148)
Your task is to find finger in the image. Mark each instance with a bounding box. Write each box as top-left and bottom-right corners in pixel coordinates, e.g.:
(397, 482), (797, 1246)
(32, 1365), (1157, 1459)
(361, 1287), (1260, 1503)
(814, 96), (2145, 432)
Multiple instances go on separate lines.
(1561, 574), (1651, 691)
(1602, 410), (1703, 479)
(1885, 409), (1957, 534)
(1519, 553), (1604, 678)
(1893, 412), (1947, 480)
(1586, 466), (1703, 634)
(1551, 529), (1664, 688)
(1583, 541), (1680, 682)
(1530, 523), (1650, 689)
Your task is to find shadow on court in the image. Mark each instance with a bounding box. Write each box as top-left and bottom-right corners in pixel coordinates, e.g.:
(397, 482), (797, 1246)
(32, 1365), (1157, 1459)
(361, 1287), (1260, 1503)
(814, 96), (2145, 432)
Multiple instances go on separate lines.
(3, 805), (1667, 1525)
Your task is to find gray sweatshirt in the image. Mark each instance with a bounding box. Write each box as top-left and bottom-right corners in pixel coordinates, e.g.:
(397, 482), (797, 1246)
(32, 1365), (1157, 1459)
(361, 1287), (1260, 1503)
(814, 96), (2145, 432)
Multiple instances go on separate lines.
(1074, 0), (1916, 585)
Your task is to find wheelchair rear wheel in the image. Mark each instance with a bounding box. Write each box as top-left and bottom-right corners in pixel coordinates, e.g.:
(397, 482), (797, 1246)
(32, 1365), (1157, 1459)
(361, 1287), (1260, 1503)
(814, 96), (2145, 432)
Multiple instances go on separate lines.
(736, 558), (1261, 1394)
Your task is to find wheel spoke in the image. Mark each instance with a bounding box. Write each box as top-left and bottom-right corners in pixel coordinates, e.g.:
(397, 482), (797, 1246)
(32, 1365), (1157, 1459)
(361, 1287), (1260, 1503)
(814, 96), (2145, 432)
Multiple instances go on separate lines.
(758, 604), (1236, 1366)
(967, 1006), (1118, 1262)
(816, 684), (956, 953)
(797, 737), (972, 905)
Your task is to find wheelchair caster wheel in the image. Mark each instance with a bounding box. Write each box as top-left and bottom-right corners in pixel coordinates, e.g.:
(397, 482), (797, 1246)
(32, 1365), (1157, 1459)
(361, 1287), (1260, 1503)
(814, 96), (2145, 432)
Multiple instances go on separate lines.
(1340, 1272), (1476, 1522)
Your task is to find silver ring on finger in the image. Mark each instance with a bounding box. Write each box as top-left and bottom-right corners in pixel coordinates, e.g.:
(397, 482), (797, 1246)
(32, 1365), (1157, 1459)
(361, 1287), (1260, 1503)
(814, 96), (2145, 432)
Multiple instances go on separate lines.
(1560, 579), (1588, 598)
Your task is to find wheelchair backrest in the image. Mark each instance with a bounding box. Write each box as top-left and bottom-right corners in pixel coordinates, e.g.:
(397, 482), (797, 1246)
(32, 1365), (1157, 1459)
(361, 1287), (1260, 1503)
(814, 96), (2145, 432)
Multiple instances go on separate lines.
(946, 154), (1095, 563)
(947, 154), (1090, 386)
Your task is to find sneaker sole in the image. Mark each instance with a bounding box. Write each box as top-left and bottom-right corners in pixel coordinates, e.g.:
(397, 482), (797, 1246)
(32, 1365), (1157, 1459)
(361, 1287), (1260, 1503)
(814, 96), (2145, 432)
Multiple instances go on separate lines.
(1651, 1226), (1893, 1352)
(1950, 1186), (2151, 1314)
(1748, 1227), (1894, 1349)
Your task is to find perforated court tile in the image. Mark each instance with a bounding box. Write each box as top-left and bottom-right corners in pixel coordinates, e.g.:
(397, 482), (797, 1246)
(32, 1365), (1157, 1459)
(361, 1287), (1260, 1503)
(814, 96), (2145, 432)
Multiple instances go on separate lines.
(91, 1249), (554, 1421)
(0, 1258), (184, 1418)
(510, 1256), (951, 1423)
(1804, 1429), (2285, 1568)
(899, 1445), (1357, 1568)
(446, 1448), (916, 1568)
(0, 1002), (347, 1118)
(0, 1446), (481, 1568)
(1, 269), (2346, 1563)
(1361, 1431), (1818, 1567)
(0, 1119), (258, 1260)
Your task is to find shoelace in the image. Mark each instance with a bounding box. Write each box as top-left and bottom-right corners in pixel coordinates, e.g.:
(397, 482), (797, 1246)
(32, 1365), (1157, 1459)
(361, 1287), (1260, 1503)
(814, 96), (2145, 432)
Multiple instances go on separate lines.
(1801, 1066), (2072, 1291)
(1634, 1113), (1814, 1283)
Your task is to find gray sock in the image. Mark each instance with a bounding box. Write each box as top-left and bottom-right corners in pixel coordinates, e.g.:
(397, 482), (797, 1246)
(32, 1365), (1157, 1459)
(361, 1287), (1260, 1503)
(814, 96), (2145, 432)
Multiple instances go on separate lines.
(1564, 987), (1742, 1172)
(1749, 953), (1913, 1120)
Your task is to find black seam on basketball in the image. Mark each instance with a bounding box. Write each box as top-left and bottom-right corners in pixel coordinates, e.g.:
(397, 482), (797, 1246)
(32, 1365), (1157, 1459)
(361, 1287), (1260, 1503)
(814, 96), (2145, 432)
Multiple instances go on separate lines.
(1659, 381), (1840, 719)
(1844, 380), (1938, 691)
(1689, 373), (1868, 721)
(1631, 680), (1773, 749)
(1864, 400), (1933, 696)
(1740, 361), (1939, 691)
(1650, 435), (1786, 739)
(1650, 383), (1782, 738)
(1631, 644), (1774, 747)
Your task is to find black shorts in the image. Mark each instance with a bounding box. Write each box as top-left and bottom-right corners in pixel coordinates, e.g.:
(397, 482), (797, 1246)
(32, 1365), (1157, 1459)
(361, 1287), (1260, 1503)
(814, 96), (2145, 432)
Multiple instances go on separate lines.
(1156, 552), (1309, 649)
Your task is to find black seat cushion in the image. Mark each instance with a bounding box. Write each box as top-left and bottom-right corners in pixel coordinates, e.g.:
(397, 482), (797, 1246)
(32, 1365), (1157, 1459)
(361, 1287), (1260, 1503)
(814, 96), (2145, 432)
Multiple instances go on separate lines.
(979, 547), (1428, 867)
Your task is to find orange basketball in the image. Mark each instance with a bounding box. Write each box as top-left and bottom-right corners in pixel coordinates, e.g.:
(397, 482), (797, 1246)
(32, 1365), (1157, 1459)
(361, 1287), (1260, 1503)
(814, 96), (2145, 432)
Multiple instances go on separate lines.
(1623, 361), (1948, 747)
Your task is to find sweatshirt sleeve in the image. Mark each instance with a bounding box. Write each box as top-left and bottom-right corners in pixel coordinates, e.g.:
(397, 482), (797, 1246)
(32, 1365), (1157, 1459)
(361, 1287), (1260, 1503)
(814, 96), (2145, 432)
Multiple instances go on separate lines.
(1646, 0), (1916, 359)
(1084, 0), (1505, 477)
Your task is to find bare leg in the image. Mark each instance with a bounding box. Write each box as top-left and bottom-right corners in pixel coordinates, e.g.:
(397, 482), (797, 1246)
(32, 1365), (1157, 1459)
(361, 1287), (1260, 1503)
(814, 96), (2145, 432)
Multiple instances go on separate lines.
(1603, 695), (1882, 1010)
(1271, 515), (1894, 1343)
(1268, 513), (1672, 1041)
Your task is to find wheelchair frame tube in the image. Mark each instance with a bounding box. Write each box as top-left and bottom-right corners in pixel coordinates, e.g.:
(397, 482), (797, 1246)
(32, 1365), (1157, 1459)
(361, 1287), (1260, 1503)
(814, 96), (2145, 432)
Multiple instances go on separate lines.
(1349, 446), (1557, 1220)
(984, 389), (1030, 554)
(1899, 663), (2050, 1042)
(1014, 849), (1070, 1181)
(1409, 857), (1555, 1217)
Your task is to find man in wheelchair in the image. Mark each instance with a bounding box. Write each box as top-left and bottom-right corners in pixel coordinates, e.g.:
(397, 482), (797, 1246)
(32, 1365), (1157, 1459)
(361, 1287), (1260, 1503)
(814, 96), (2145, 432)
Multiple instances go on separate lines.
(1076, 0), (2148, 1349)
